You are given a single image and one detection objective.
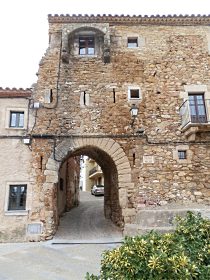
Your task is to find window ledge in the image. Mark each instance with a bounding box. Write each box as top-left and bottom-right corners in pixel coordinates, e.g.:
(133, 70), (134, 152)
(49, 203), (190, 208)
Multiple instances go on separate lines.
(128, 98), (142, 102)
(5, 127), (26, 130)
(4, 210), (29, 216)
(76, 54), (97, 58)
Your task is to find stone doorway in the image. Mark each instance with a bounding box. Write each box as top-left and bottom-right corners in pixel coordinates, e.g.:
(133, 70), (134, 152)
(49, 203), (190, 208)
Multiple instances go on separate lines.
(42, 137), (133, 239)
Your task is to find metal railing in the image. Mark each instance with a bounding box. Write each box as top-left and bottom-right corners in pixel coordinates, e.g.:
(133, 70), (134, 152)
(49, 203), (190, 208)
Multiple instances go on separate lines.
(179, 99), (210, 128)
(89, 165), (102, 176)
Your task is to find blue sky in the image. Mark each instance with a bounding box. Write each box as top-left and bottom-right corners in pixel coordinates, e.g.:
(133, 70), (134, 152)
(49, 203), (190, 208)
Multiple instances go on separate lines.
(0, 0), (209, 88)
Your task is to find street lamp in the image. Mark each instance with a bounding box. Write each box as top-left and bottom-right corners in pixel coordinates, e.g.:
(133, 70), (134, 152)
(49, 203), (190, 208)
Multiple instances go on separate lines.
(130, 104), (138, 127)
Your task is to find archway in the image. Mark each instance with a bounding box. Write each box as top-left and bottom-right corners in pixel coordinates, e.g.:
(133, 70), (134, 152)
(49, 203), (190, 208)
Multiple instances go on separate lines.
(43, 137), (133, 237)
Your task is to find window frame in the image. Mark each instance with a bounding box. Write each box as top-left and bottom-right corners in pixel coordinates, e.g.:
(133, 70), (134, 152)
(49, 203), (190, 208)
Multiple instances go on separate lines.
(5, 107), (27, 130)
(178, 150), (187, 160)
(79, 35), (95, 55)
(127, 37), (138, 48)
(128, 87), (141, 100)
(4, 182), (29, 215)
(9, 111), (24, 128)
(8, 184), (27, 211)
(188, 93), (207, 123)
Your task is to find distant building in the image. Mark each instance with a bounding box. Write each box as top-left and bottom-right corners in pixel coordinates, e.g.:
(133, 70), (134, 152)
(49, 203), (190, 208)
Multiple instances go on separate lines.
(84, 157), (104, 192)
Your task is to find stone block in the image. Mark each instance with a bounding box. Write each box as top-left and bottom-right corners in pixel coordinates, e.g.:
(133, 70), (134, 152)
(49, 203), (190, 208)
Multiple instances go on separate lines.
(115, 156), (128, 165)
(118, 174), (132, 183)
(122, 208), (136, 217)
(46, 174), (58, 183)
(117, 162), (131, 170)
(109, 142), (121, 155)
(44, 170), (57, 176)
(46, 158), (59, 171)
(119, 188), (127, 208)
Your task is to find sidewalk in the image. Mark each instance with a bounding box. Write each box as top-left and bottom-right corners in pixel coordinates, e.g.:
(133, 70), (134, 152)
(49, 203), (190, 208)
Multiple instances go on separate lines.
(0, 241), (120, 280)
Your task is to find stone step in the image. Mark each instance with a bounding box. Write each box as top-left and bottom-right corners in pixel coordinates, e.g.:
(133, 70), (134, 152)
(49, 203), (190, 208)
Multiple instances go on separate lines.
(124, 224), (174, 236)
(135, 207), (210, 228)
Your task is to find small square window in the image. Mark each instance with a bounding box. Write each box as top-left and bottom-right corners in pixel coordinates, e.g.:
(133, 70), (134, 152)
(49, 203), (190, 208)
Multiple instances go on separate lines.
(129, 89), (140, 99)
(8, 185), (27, 211)
(127, 37), (138, 48)
(79, 36), (95, 55)
(178, 150), (187, 160)
(10, 111), (24, 128)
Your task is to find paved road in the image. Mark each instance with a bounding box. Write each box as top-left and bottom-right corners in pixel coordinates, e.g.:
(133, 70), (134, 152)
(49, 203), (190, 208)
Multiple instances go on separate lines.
(0, 191), (123, 280)
(54, 191), (122, 242)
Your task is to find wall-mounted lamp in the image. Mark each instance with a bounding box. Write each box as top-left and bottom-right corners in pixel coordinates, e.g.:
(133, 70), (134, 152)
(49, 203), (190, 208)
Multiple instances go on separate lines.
(130, 104), (138, 127)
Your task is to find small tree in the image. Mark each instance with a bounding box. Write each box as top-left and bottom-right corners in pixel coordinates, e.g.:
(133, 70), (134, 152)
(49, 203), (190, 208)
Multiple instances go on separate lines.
(86, 212), (210, 280)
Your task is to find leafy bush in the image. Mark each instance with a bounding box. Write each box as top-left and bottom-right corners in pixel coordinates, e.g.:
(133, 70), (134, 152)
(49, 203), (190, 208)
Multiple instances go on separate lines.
(86, 211), (210, 280)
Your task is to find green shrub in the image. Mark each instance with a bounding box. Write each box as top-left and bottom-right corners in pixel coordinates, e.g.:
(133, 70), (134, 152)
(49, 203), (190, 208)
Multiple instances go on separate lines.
(86, 211), (210, 280)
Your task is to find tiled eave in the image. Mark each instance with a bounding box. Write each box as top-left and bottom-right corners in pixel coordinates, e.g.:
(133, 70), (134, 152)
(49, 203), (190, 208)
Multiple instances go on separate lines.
(0, 87), (32, 98)
(48, 14), (210, 26)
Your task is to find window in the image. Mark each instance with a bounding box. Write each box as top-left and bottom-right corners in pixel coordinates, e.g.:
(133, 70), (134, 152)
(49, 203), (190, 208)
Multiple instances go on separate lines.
(10, 111), (24, 128)
(189, 93), (207, 123)
(178, 150), (187, 160)
(128, 87), (141, 100)
(8, 185), (27, 211)
(128, 88), (141, 100)
(130, 89), (140, 99)
(79, 36), (95, 55)
(127, 37), (138, 48)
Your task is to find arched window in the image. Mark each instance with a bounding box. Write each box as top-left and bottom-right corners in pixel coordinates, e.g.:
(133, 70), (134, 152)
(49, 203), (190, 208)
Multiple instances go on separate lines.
(68, 28), (105, 57)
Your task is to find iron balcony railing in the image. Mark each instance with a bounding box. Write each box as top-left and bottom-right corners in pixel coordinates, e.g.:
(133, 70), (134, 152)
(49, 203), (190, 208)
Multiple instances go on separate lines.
(89, 165), (102, 177)
(179, 99), (210, 128)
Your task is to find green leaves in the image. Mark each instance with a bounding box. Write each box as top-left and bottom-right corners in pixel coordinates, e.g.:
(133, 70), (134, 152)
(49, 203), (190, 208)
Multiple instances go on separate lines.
(86, 211), (210, 279)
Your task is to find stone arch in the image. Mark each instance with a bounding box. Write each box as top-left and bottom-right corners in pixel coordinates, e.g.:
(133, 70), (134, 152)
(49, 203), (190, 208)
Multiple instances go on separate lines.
(62, 24), (110, 54)
(44, 137), (134, 236)
(68, 26), (106, 36)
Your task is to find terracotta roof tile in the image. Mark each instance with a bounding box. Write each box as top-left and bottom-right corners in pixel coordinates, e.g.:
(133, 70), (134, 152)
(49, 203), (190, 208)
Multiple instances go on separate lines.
(48, 14), (210, 25)
(0, 87), (32, 98)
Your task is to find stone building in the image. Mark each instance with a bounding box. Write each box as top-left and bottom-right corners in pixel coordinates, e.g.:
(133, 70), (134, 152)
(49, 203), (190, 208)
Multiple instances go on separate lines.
(1, 14), (210, 242)
(84, 157), (104, 192)
(0, 88), (34, 242)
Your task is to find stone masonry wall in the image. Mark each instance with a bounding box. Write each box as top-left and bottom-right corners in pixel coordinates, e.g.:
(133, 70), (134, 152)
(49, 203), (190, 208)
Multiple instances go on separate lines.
(30, 17), (210, 237)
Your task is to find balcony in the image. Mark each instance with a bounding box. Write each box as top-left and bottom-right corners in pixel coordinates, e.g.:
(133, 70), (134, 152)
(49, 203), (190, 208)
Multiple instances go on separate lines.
(89, 165), (103, 179)
(180, 99), (210, 139)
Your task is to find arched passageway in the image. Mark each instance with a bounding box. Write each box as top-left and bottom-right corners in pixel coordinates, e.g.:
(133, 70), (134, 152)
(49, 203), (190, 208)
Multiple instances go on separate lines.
(43, 137), (134, 237)
(58, 146), (121, 227)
